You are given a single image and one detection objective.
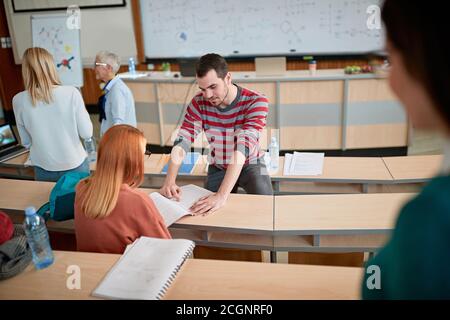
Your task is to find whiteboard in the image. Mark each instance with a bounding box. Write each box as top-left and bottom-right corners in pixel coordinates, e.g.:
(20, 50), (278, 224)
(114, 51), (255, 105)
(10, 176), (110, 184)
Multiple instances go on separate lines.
(140, 0), (384, 58)
(31, 14), (84, 87)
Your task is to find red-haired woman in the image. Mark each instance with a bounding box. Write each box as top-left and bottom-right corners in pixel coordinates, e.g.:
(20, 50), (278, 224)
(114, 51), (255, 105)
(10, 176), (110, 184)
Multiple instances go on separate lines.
(74, 125), (171, 254)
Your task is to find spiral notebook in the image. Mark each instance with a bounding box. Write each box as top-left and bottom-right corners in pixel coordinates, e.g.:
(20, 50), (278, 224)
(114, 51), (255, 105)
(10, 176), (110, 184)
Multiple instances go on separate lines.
(92, 237), (195, 300)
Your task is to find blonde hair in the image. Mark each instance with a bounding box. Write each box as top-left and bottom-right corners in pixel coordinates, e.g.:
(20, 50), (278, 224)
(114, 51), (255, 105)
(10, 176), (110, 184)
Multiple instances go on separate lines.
(79, 125), (146, 219)
(21, 47), (61, 106)
(95, 50), (121, 74)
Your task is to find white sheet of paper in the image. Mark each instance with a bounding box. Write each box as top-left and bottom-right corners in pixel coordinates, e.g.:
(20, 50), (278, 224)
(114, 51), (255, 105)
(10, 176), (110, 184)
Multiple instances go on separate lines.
(149, 184), (213, 226)
(288, 152), (325, 176)
(283, 153), (293, 176)
(150, 192), (187, 226)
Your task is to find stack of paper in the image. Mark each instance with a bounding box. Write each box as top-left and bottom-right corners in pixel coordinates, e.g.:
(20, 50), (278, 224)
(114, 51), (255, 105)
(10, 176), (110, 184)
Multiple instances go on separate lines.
(283, 152), (324, 176)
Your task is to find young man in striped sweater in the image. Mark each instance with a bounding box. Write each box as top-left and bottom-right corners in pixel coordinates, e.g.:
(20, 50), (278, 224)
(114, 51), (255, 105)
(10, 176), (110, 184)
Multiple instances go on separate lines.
(159, 53), (273, 215)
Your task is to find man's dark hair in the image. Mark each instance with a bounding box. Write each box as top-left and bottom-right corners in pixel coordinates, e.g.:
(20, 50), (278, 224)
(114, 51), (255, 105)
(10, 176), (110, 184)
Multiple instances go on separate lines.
(382, 0), (450, 127)
(196, 53), (228, 79)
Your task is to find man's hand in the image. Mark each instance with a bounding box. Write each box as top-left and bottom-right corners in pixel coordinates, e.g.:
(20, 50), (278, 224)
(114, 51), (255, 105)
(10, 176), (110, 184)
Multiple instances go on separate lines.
(189, 193), (228, 216)
(159, 183), (182, 201)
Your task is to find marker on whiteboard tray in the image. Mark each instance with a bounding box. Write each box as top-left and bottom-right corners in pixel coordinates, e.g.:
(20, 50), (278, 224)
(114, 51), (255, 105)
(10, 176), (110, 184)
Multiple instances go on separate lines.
(290, 49), (296, 53)
(233, 50), (239, 54)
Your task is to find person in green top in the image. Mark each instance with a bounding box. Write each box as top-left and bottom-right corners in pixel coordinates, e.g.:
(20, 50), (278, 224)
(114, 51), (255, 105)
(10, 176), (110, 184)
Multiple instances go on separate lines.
(362, 0), (450, 299)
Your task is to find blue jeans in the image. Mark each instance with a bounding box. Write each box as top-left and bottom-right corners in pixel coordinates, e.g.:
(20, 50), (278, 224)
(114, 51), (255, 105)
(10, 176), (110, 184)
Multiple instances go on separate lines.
(34, 158), (90, 182)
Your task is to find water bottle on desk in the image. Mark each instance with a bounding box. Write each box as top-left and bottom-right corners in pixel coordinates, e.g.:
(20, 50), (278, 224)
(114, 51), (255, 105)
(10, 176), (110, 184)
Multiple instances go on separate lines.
(128, 57), (136, 75)
(269, 136), (279, 171)
(84, 137), (96, 162)
(23, 206), (54, 270)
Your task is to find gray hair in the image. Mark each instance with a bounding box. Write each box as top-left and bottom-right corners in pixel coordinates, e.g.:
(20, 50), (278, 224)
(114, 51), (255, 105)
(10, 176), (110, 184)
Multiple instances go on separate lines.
(96, 50), (120, 74)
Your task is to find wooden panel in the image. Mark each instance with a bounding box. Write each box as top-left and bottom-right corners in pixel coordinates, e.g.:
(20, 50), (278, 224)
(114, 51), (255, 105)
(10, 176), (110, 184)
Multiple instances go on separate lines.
(280, 81), (343, 104)
(288, 252), (364, 267)
(275, 193), (414, 232)
(130, 0), (145, 63)
(382, 155), (443, 181)
(137, 122), (160, 145)
(348, 79), (397, 102)
(158, 83), (198, 104)
(234, 82), (276, 103)
(346, 123), (408, 149)
(0, 2), (24, 112)
(319, 234), (389, 248)
(126, 81), (155, 103)
(281, 126), (341, 150)
(194, 246), (262, 262)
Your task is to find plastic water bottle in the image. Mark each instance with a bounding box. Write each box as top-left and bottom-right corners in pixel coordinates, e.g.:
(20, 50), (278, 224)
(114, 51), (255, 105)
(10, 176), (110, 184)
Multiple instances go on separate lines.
(269, 136), (279, 171)
(23, 207), (54, 270)
(128, 57), (136, 75)
(84, 137), (97, 162)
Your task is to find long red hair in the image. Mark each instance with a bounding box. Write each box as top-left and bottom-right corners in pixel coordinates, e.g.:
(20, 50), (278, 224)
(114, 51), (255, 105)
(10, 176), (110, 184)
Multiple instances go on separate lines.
(79, 125), (145, 219)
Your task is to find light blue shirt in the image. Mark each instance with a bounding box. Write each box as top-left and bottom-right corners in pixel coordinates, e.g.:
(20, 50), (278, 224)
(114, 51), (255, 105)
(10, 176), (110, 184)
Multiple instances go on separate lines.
(100, 76), (137, 136)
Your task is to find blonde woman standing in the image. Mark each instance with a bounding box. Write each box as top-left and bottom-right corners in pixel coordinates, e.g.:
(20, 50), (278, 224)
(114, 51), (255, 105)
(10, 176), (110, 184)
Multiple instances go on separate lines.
(13, 47), (93, 182)
(74, 125), (170, 254)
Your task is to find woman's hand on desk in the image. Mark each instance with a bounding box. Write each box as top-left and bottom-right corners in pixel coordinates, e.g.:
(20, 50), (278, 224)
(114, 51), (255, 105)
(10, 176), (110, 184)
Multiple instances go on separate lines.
(159, 183), (182, 201)
(189, 193), (228, 216)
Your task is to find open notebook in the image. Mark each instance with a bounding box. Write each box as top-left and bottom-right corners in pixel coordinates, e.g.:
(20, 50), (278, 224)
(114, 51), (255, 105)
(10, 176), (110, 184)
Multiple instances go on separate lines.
(92, 237), (195, 300)
(149, 184), (213, 226)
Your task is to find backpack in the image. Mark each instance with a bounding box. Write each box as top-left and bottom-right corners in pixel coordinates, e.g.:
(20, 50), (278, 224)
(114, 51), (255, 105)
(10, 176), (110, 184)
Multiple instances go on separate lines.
(37, 172), (90, 221)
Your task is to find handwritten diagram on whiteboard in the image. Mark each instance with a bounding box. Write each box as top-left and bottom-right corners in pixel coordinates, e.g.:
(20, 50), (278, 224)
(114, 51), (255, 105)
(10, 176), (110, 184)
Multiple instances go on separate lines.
(31, 15), (83, 87)
(140, 0), (384, 58)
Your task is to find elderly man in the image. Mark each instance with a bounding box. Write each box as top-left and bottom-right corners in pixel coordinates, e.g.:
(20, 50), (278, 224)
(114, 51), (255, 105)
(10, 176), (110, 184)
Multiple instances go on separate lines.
(94, 51), (137, 136)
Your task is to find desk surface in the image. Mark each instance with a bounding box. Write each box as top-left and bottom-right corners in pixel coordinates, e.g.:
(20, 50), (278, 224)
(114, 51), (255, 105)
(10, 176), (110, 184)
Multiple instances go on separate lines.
(3, 153), (439, 185)
(382, 155), (443, 181)
(275, 193), (415, 234)
(175, 193), (273, 232)
(272, 156), (394, 182)
(0, 250), (363, 300)
(0, 179), (273, 233)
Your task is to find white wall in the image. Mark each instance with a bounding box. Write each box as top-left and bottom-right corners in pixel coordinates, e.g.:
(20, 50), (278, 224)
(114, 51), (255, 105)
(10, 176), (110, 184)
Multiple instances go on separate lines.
(4, 0), (137, 65)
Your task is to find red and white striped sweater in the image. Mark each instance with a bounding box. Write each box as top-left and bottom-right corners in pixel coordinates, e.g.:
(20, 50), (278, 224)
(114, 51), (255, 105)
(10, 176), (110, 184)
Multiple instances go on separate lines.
(174, 85), (269, 169)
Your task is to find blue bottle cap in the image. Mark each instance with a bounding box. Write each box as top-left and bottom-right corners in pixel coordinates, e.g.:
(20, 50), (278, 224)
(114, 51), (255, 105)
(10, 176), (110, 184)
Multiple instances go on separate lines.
(25, 206), (36, 216)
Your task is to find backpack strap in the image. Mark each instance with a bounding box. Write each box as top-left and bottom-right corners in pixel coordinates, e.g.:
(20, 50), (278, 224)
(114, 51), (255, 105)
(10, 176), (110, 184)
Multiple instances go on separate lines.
(36, 202), (51, 221)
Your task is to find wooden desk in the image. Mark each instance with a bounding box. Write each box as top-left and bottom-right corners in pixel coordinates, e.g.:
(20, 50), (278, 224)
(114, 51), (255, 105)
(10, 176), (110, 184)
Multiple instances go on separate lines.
(0, 179), (274, 251)
(0, 251), (363, 300)
(274, 193), (415, 252)
(0, 152), (33, 179)
(382, 155), (442, 182)
(2, 153), (438, 195)
(0, 178), (419, 254)
(272, 156), (394, 193)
